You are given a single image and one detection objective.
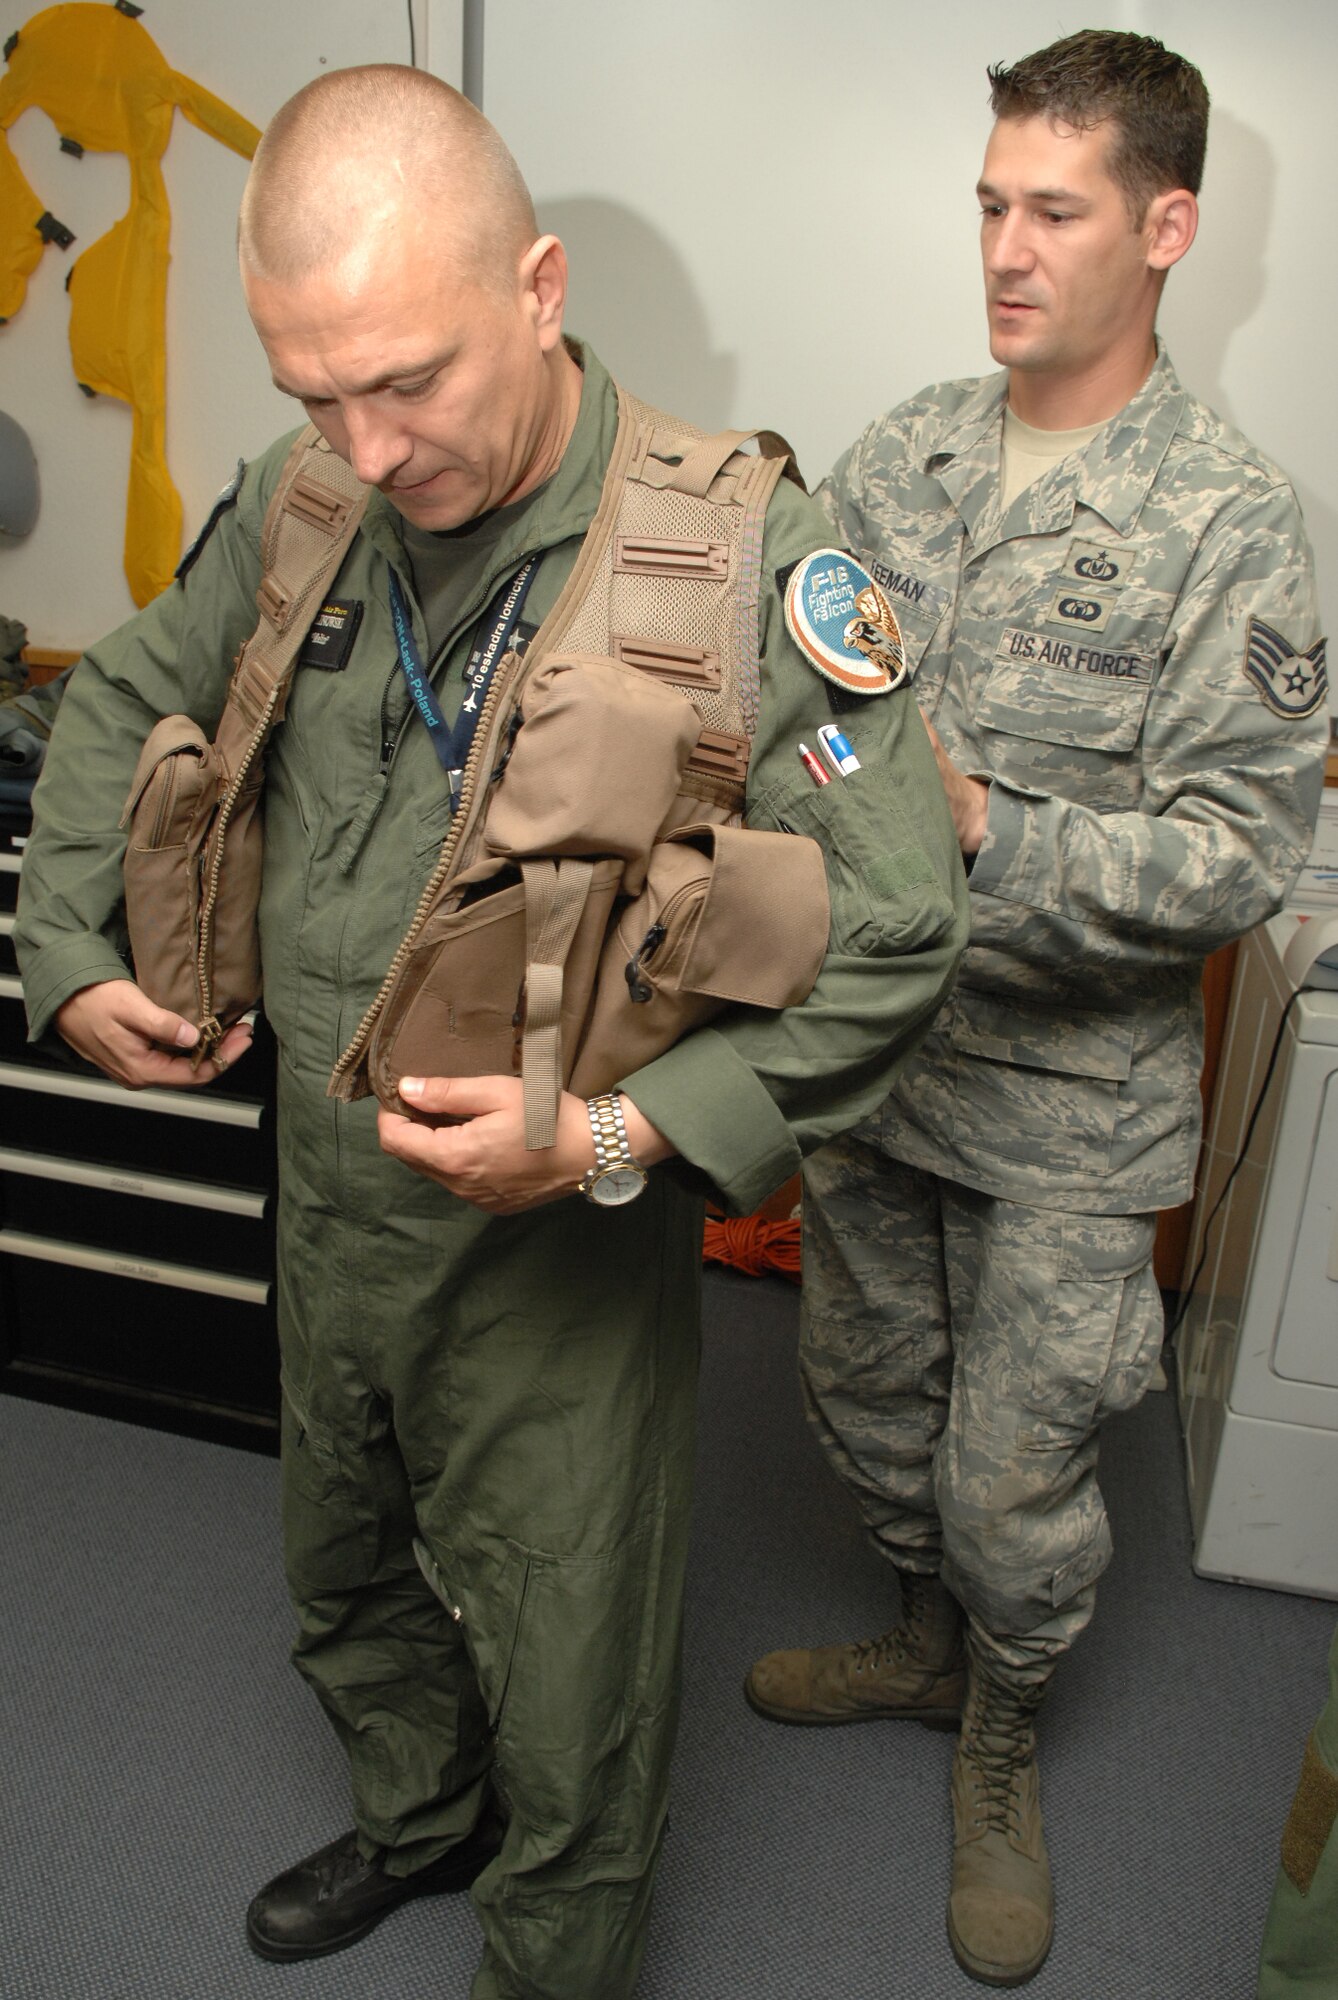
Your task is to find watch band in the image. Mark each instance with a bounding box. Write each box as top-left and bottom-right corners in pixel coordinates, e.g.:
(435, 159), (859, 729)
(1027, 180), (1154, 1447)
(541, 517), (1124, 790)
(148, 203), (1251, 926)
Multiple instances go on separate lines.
(578, 1092), (647, 1204)
(589, 1092), (630, 1171)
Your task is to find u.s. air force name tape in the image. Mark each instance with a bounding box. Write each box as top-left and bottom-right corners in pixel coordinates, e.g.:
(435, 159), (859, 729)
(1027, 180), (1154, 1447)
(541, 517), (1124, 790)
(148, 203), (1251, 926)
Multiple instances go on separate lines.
(783, 550), (908, 696)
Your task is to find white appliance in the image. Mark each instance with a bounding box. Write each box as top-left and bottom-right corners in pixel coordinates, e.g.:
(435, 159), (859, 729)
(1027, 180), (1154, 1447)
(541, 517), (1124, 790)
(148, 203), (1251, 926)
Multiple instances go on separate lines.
(1176, 911), (1338, 1597)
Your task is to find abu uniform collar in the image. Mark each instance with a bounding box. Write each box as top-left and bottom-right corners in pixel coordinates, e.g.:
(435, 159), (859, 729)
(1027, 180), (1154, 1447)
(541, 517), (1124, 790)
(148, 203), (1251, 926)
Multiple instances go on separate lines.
(925, 339), (1187, 554)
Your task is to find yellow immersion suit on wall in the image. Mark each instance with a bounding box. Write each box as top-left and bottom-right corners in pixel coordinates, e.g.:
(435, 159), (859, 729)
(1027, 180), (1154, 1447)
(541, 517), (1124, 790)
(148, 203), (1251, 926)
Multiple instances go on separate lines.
(0, 2), (259, 605)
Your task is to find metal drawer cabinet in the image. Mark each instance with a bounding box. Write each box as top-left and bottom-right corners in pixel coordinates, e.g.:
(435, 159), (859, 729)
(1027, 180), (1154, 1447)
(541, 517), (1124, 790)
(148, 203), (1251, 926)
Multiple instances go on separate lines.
(0, 821), (281, 1450)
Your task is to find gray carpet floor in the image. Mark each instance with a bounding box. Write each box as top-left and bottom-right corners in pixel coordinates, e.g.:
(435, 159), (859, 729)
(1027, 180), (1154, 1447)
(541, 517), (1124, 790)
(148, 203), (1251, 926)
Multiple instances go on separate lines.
(1, 1268), (1333, 1999)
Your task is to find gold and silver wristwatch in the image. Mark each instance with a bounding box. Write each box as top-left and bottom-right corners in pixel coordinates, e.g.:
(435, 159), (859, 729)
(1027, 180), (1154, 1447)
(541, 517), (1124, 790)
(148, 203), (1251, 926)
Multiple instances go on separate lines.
(578, 1092), (648, 1207)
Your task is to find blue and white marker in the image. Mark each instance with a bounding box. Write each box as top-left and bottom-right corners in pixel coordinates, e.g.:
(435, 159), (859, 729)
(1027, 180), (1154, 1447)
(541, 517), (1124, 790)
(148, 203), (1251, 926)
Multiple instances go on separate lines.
(817, 723), (861, 777)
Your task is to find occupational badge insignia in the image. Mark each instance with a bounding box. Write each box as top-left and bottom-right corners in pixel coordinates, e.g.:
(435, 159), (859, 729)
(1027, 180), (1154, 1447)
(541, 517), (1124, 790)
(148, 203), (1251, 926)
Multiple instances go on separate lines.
(1243, 619), (1329, 720)
(783, 550), (908, 695)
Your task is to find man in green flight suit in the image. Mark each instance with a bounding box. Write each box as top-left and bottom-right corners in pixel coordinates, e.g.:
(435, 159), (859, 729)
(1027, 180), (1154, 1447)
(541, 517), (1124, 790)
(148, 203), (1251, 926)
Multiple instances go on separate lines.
(15, 65), (968, 2000)
(745, 29), (1329, 1989)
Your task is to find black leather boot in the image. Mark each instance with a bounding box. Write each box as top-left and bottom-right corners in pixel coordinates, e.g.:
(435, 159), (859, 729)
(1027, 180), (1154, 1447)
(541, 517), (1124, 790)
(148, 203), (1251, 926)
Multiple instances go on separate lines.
(245, 1812), (503, 1962)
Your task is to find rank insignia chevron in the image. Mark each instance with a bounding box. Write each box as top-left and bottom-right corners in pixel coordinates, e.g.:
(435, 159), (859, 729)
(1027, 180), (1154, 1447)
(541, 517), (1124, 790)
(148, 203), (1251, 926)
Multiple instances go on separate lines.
(1243, 619), (1328, 720)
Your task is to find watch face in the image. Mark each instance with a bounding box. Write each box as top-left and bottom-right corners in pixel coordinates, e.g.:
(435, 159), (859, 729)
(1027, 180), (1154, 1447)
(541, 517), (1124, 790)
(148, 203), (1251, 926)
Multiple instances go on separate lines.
(590, 1165), (646, 1207)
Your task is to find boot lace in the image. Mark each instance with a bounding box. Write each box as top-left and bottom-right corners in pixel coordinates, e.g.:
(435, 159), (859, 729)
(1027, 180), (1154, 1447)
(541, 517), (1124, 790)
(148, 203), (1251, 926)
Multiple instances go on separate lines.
(963, 1700), (1036, 1838)
(851, 1577), (942, 1676)
(317, 1833), (376, 1902)
(850, 1624), (912, 1675)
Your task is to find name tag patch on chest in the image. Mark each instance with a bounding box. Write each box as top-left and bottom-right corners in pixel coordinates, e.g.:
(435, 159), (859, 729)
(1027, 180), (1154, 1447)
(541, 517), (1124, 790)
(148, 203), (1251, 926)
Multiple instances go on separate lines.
(298, 598), (364, 672)
(997, 627), (1154, 683)
(868, 557), (944, 617)
(1059, 539), (1133, 589)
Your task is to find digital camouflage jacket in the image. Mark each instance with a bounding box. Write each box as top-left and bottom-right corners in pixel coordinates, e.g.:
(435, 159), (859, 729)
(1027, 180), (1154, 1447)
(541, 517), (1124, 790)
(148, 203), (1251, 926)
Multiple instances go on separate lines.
(818, 345), (1329, 1211)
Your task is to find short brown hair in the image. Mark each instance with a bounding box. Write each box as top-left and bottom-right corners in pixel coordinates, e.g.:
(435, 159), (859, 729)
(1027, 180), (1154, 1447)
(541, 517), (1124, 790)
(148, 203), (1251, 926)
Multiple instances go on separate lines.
(988, 30), (1209, 222)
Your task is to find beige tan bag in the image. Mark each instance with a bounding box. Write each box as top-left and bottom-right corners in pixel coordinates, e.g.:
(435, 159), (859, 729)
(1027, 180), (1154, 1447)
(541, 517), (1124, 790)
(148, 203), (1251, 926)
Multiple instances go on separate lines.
(568, 822), (829, 1098)
(119, 430), (366, 1061)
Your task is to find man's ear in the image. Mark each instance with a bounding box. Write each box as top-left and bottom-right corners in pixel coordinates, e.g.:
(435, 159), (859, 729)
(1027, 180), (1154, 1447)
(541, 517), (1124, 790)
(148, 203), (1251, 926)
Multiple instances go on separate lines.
(519, 233), (568, 351)
(1145, 188), (1198, 273)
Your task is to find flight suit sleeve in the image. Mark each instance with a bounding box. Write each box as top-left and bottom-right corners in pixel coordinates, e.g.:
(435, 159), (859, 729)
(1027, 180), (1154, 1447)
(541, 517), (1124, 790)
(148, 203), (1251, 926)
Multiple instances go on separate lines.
(966, 481), (1328, 982)
(618, 482), (970, 1216)
(15, 448), (281, 1042)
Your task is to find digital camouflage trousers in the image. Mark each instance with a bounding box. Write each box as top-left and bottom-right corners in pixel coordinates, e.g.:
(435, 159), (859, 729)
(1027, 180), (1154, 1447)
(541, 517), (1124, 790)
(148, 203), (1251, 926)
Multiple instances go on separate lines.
(800, 1128), (1163, 1684)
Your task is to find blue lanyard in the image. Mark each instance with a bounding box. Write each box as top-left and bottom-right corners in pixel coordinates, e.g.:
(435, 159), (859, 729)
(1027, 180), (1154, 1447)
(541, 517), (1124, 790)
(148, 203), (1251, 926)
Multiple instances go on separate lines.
(388, 557), (540, 804)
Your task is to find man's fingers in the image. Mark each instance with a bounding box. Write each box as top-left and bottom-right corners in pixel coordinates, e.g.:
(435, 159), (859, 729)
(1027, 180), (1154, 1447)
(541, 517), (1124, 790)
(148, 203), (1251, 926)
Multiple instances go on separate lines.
(209, 1020), (256, 1073)
(397, 1073), (517, 1117)
(54, 982), (256, 1090)
(379, 1106), (454, 1161)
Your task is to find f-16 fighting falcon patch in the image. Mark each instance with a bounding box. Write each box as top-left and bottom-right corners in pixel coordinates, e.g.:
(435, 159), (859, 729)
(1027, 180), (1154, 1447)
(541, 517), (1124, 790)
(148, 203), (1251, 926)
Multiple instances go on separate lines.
(1243, 619), (1329, 720)
(783, 550), (907, 695)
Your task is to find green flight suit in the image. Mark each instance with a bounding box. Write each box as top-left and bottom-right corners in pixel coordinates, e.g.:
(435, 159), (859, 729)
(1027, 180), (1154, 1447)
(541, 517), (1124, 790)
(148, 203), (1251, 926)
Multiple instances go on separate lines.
(16, 346), (969, 1998)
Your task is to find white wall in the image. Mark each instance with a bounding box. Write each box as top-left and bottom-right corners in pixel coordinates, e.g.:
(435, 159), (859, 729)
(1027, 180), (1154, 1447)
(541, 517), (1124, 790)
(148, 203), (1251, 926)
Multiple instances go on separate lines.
(487, 0), (1338, 712)
(2, 0), (1334, 705)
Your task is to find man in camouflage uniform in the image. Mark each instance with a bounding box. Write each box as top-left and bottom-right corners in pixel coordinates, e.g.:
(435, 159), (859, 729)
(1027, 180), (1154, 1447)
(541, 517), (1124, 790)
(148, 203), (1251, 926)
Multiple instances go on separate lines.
(746, 30), (1329, 1987)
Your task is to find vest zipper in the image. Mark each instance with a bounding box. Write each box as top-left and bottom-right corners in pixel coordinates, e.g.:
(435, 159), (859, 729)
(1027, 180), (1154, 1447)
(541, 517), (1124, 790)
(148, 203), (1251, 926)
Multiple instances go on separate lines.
(190, 700), (275, 1065)
(148, 753), (184, 852)
(326, 646), (528, 1099)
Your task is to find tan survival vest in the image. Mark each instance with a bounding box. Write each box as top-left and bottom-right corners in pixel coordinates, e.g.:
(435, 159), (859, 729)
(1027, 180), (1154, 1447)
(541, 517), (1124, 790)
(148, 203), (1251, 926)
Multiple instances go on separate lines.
(123, 384), (832, 1145)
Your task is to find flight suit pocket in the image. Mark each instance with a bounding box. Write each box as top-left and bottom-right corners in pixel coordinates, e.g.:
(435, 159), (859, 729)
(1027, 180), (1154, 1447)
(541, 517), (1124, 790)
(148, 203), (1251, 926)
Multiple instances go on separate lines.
(948, 988), (1132, 1179)
(257, 736), (322, 1068)
(751, 763), (956, 958)
(491, 1544), (639, 1853)
(415, 792), (456, 859)
(279, 1384), (388, 1592)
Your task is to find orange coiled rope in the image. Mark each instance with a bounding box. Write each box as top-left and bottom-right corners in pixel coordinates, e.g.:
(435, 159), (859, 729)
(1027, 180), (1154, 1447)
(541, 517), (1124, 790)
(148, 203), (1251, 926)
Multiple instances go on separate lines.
(702, 1214), (802, 1282)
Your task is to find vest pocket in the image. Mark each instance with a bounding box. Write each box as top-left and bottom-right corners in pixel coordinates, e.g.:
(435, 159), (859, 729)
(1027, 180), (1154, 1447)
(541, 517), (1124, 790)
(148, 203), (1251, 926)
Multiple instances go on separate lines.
(367, 855), (624, 1106)
(568, 821), (829, 1099)
(484, 653), (702, 889)
(121, 714), (264, 1034)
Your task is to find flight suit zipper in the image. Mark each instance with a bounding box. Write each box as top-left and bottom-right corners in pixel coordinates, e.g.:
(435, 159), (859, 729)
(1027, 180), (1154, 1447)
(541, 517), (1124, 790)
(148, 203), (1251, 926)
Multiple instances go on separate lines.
(327, 635), (534, 1100)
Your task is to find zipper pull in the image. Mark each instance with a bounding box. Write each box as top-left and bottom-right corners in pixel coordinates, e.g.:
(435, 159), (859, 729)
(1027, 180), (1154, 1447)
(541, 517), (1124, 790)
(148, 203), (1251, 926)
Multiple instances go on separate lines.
(190, 1015), (223, 1071)
(624, 922), (667, 1004)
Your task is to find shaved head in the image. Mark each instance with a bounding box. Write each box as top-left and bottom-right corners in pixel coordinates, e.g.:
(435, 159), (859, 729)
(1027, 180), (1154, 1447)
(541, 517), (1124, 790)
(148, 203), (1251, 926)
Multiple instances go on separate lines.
(238, 64), (582, 531)
(238, 64), (538, 294)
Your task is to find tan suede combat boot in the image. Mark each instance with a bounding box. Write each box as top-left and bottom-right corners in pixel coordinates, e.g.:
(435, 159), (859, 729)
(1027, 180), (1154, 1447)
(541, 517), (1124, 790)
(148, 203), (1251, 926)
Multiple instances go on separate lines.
(743, 1570), (965, 1727)
(947, 1648), (1053, 1988)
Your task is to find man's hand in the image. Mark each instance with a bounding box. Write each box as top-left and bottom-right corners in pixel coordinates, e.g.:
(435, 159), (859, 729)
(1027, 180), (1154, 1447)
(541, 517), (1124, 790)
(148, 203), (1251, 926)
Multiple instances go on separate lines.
(378, 1075), (672, 1215)
(55, 981), (254, 1089)
(921, 714), (991, 857)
